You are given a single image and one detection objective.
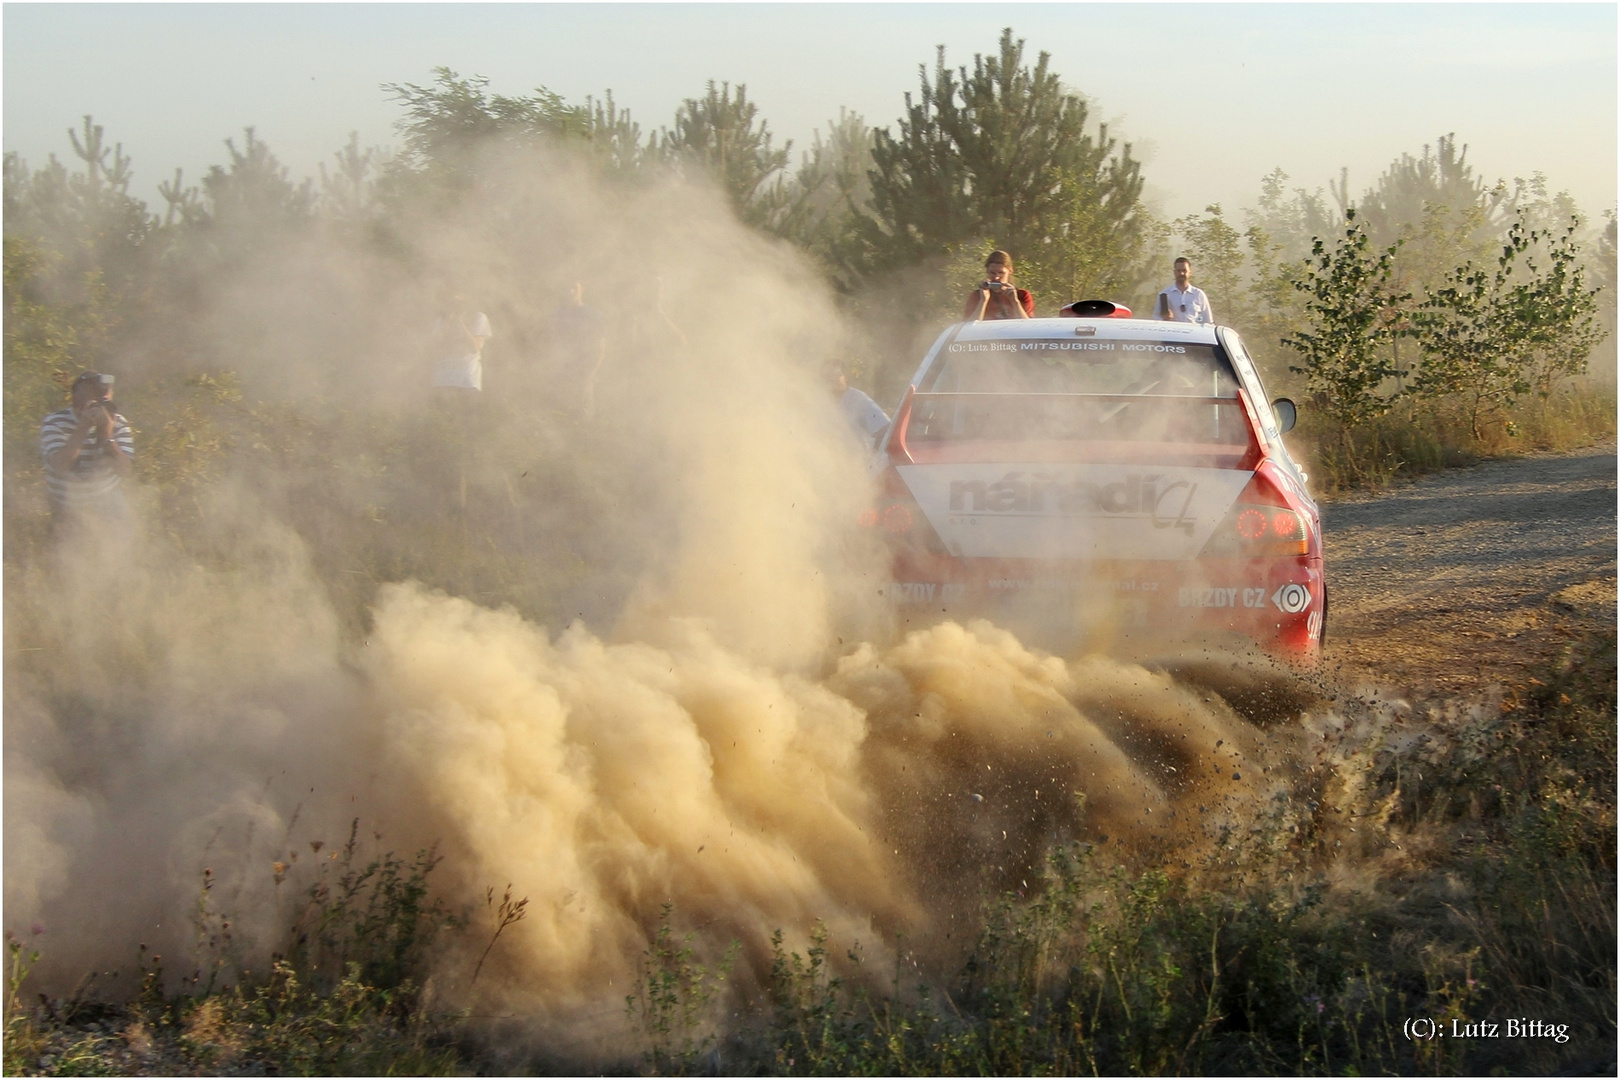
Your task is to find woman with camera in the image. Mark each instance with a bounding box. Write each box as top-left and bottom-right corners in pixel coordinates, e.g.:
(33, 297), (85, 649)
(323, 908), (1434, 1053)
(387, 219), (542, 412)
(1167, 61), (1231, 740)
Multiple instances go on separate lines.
(963, 250), (1035, 321)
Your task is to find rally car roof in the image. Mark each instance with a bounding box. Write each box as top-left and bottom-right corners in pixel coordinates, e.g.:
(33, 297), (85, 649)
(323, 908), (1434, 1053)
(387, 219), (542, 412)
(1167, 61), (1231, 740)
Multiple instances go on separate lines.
(952, 317), (1222, 345)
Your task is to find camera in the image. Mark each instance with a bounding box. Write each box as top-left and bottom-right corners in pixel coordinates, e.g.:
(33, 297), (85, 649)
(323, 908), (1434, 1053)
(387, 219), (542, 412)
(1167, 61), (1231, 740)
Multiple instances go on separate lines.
(983, 280), (1011, 292)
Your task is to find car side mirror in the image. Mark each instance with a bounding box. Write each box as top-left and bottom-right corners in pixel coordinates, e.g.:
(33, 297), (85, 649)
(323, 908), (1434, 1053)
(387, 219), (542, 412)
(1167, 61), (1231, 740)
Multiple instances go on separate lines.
(1271, 397), (1297, 434)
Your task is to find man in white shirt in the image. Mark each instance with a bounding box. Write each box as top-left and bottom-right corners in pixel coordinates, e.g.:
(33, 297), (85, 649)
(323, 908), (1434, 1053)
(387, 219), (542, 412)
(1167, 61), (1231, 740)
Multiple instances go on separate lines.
(431, 300), (493, 391)
(1156, 257), (1215, 324)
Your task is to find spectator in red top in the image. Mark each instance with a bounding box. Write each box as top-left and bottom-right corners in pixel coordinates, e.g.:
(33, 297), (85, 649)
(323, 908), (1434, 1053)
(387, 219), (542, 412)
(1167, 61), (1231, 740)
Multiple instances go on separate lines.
(963, 250), (1034, 321)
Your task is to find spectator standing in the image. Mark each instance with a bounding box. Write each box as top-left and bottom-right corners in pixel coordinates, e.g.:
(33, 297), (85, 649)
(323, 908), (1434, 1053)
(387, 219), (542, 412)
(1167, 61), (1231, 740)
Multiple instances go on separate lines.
(829, 364), (890, 449)
(429, 292), (493, 509)
(41, 372), (133, 540)
(620, 275), (687, 352)
(431, 293), (493, 391)
(964, 250), (1035, 321)
(552, 280), (607, 416)
(1155, 257), (1215, 324)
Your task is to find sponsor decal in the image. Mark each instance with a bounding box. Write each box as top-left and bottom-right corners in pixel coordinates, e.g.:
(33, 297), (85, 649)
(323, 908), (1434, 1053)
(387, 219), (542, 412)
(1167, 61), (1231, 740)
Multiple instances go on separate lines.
(1018, 341), (1116, 351)
(946, 471), (1199, 534)
(891, 582), (966, 604)
(1180, 587), (1239, 609)
(1179, 586), (1270, 609)
(948, 339), (1193, 355)
(898, 464), (1253, 562)
(1272, 583), (1311, 614)
(987, 577), (1079, 593)
(1307, 609), (1323, 639)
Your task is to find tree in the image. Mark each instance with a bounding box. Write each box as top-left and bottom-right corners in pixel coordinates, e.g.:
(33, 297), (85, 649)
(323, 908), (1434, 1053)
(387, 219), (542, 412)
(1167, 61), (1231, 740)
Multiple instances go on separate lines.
(661, 81), (791, 228)
(862, 28), (1146, 286)
(1022, 153), (1152, 309)
(157, 167), (205, 228)
(1281, 208), (1410, 426)
(1357, 134), (1506, 250)
(1592, 211), (1618, 378)
(198, 128), (316, 234)
(382, 68), (590, 199)
(1244, 168), (1339, 265)
(3, 117), (156, 300)
(4, 237), (84, 485)
(1410, 216), (1604, 437)
(581, 91), (657, 180)
(773, 109), (875, 289)
(1355, 135), (1509, 319)
(318, 132), (386, 225)
(2, 119), (155, 373)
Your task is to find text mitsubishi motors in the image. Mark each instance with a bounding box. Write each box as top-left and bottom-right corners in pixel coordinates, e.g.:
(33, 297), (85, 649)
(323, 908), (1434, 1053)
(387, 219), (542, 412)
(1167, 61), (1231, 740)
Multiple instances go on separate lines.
(862, 313), (1324, 657)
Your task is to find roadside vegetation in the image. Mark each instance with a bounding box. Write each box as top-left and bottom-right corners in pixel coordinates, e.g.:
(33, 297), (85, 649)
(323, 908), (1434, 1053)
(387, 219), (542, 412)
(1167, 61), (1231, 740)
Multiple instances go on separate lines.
(5, 33), (1614, 524)
(4, 25), (1615, 1077)
(5, 625), (1612, 1075)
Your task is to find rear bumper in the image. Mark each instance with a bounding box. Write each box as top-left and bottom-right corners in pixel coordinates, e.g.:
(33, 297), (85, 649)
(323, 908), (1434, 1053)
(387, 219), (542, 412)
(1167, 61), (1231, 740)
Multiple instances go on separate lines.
(884, 552), (1324, 656)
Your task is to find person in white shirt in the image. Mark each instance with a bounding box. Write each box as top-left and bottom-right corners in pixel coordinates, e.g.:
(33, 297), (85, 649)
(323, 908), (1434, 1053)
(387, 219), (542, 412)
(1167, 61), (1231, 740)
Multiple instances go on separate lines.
(431, 296), (493, 391)
(1156, 257), (1215, 324)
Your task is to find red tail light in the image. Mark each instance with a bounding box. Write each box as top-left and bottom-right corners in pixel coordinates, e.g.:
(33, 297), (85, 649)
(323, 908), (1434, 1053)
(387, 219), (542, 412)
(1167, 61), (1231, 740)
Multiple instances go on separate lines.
(1203, 471), (1310, 557)
(859, 468), (948, 554)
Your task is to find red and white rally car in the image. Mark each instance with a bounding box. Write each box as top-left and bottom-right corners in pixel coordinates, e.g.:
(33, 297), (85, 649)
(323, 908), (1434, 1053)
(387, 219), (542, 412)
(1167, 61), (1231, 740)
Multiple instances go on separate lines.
(864, 308), (1324, 658)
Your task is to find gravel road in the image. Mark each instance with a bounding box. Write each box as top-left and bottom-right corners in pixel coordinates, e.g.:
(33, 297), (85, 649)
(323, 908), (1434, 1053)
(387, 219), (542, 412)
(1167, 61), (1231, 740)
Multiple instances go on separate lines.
(1320, 443), (1616, 693)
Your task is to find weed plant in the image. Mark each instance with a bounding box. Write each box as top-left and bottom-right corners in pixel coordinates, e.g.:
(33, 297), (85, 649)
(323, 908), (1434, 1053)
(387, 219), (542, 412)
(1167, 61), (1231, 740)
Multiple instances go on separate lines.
(4, 635), (1612, 1075)
(626, 904), (740, 1074)
(5, 820), (471, 1076)
(704, 628), (1616, 1076)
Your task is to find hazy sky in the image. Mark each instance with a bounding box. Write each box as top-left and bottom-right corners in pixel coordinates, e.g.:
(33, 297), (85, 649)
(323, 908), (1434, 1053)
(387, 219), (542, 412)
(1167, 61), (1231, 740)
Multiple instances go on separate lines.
(4, 2), (1615, 223)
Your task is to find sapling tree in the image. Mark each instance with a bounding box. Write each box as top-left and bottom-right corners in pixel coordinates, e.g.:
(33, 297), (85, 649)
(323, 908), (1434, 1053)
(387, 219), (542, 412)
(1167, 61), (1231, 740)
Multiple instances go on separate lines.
(1281, 207), (1410, 426)
(1410, 216), (1604, 437)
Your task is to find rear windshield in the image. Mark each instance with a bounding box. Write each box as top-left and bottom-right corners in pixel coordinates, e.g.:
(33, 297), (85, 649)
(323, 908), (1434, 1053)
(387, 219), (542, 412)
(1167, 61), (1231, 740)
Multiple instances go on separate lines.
(925, 338), (1238, 397)
(910, 338), (1248, 446)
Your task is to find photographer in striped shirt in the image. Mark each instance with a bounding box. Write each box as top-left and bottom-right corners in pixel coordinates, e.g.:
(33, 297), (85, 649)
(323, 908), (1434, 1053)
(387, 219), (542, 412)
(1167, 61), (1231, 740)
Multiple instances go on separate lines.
(40, 372), (134, 539)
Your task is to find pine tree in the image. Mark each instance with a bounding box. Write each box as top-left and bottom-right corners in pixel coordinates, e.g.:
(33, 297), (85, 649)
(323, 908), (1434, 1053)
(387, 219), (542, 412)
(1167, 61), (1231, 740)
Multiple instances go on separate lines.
(774, 109), (874, 289)
(862, 27), (1145, 291)
(660, 82), (791, 228)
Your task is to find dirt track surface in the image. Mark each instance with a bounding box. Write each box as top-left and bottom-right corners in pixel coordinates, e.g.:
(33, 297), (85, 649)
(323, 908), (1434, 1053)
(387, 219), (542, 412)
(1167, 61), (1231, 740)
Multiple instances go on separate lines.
(1320, 443), (1617, 695)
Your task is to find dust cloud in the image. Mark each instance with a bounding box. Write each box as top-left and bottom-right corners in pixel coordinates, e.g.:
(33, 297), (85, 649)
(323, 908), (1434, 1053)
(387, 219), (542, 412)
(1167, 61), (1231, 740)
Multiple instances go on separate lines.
(4, 136), (1311, 1056)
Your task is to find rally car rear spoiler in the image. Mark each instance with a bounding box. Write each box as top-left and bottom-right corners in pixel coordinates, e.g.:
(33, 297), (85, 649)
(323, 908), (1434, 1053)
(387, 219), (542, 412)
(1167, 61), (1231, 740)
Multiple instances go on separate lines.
(885, 384), (917, 465)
